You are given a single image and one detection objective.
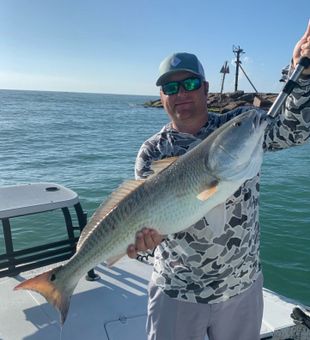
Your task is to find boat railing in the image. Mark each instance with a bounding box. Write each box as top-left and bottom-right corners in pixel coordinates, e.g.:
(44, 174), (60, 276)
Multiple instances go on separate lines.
(0, 182), (88, 277)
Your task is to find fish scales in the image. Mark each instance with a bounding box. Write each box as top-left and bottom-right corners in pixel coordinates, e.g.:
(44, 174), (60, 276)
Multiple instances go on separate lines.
(64, 152), (213, 279)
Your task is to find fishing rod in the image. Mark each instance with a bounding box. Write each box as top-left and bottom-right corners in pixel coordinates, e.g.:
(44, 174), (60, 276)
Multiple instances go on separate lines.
(267, 56), (310, 118)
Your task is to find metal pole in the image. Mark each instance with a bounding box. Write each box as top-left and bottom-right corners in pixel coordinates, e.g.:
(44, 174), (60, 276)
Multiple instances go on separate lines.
(234, 52), (240, 92)
(220, 72), (226, 95)
(220, 61), (229, 95)
(233, 46), (244, 92)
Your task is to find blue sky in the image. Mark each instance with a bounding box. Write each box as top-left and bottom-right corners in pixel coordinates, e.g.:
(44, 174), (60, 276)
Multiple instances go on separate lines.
(0, 0), (309, 95)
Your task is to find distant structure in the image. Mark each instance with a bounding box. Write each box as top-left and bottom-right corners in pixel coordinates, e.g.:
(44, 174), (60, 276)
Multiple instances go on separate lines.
(220, 61), (230, 95)
(233, 45), (258, 93)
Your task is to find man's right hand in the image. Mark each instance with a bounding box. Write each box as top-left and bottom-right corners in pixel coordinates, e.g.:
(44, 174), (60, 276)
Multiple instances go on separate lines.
(127, 228), (163, 259)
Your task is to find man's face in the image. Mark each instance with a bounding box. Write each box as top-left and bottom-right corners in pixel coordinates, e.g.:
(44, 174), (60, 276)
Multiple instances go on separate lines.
(160, 71), (209, 132)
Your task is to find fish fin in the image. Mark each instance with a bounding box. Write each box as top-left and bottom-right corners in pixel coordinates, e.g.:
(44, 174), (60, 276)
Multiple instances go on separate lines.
(94, 179), (145, 217)
(150, 157), (179, 176)
(77, 158), (178, 249)
(77, 180), (145, 250)
(14, 266), (76, 325)
(197, 184), (218, 201)
(105, 253), (126, 267)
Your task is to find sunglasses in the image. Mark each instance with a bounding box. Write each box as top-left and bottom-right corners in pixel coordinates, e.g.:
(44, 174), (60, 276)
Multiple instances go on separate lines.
(161, 77), (202, 95)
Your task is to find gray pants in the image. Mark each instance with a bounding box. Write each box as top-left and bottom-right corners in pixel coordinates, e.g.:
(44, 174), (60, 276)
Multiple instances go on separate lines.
(146, 274), (264, 340)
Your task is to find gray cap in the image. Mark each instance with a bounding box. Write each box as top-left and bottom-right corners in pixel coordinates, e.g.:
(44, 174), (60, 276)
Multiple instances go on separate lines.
(156, 52), (205, 86)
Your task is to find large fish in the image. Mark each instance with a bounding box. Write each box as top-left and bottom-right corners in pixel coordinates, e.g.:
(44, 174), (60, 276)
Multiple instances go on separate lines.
(14, 109), (268, 324)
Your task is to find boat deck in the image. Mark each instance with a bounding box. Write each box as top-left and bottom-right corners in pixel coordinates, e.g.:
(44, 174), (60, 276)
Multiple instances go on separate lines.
(1, 257), (309, 340)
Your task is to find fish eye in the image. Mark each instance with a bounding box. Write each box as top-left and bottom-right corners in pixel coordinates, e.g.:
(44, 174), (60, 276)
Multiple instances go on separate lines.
(233, 121), (242, 127)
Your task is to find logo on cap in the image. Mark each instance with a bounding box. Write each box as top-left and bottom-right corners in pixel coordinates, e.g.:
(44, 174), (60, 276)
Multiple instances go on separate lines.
(170, 57), (181, 67)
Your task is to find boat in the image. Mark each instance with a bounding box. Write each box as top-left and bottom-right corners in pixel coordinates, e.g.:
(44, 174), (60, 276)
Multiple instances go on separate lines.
(1, 182), (309, 339)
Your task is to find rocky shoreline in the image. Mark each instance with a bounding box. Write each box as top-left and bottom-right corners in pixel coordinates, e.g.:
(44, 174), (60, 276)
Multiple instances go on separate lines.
(144, 91), (278, 113)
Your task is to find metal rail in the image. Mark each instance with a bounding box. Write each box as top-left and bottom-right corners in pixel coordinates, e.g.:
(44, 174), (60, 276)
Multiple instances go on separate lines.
(0, 202), (86, 277)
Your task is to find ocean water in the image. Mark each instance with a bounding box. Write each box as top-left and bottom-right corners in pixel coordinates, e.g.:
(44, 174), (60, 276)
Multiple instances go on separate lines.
(0, 89), (309, 305)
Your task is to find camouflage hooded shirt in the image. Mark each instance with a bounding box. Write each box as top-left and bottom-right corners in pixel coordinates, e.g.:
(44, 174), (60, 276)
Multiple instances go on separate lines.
(135, 76), (310, 304)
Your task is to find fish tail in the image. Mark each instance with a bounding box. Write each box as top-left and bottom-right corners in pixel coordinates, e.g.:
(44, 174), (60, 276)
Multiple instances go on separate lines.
(14, 266), (76, 324)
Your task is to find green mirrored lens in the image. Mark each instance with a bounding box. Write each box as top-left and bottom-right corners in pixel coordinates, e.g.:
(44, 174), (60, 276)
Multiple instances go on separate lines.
(162, 82), (179, 95)
(183, 78), (201, 91)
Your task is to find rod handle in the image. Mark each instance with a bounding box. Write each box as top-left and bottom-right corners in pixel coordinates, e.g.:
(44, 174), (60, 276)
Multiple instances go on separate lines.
(268, 56), (310, 118)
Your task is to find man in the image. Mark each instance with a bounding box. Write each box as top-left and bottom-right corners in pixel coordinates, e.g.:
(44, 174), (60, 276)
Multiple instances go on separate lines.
(128, 23), (310, 340)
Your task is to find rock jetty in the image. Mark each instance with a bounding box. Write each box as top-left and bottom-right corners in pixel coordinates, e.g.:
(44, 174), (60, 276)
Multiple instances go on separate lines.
(144, 91), (278, 113)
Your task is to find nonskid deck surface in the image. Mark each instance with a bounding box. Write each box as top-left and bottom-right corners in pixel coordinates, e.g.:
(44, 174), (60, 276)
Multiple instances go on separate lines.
(0, 257), (151, 340)
(1, 257), (309, 340)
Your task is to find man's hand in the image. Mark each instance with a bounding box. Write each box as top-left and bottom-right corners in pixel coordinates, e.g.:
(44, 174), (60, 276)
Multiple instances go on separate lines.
(292, 20), (310, 75)
(127, 228), (164, 259)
